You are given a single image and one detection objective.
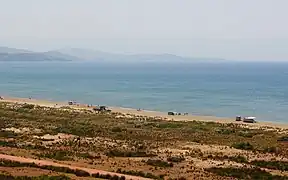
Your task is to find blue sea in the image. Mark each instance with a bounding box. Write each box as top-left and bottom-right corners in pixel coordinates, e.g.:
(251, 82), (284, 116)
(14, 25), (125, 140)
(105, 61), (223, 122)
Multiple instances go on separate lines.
(0, 61), (288, 123)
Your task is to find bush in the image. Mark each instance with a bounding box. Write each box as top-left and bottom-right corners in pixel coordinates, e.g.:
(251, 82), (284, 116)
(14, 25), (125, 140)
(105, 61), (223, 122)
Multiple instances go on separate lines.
(0, 140), (17, 147)
(0, 174), (70, 180)
(0, 130), (17, 138)
(146, 159), (173, 168)
(263, 146), (279, 154)
(167, 156), (185, 163)
(74, 169), (90, 177)
(228, 155), (248, 163)
(207, 167), (287, 180)
(106, 150), (156, 157)
(238, 131), (256, 138)
(277, 136), (288, 142)
(116, 169), (162, 179)
(0, 159), (90, 177)
(231, 142), (253, 150)
(76, 152), (95, 159)
(37, 150), (72, 161)
(119, 176), (126, 180)
(156, 123), (184, 129)
(251, 160), (288, 171)
(92, 173), (100, 178)
(111, 127), (123, 132)
(207, 155), (248, 164)
(216, 128), (235, 135)
(22, 104), (35, 109)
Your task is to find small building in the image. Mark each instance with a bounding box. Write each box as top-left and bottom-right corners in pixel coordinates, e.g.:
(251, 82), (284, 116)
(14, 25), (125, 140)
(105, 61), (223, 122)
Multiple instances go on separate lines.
(243, 116), (256, 123)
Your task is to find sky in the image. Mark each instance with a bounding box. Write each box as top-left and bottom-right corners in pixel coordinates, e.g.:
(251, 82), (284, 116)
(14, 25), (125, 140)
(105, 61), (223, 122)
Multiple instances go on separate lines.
(0, 0), (288, 61)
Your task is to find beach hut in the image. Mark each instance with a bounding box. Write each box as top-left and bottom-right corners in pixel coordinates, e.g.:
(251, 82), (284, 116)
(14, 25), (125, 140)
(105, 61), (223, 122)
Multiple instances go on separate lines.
(243, 117), (256, 123)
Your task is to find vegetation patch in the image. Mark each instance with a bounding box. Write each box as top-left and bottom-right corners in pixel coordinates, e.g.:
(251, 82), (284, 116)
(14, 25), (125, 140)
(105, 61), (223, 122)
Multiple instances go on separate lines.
(0, 140), (17, 147)
(0, 159), (89, 177)
(21, 104), (35, 110)
(155, 122), (184, 129)
(251, 160), (288, 171)
(92, 173), (125, 180)
(0, 174), (70, 180)
(146, 159), (173, 168)
(206, 167), (288, 180)
(0, 130), (18, 138)
(206, 154), (248, 164)
(106, 150), (156, 157)
(231, 142), (254, 150)
(167, 156), (185, 163)
(116, 168), (164, 179)
(216, 128), (235, 135)
(36, 150), (72, 161)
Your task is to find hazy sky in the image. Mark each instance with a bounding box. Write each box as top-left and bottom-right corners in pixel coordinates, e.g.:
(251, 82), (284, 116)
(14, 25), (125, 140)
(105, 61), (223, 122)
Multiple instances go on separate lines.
(1, 0), (288, 61)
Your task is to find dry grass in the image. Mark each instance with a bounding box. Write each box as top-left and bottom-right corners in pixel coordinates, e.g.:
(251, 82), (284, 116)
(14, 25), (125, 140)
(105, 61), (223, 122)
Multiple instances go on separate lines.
(0, 102), (288, 179)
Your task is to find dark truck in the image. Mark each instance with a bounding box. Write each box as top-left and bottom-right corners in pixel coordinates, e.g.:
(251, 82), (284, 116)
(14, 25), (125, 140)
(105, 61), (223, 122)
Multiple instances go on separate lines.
(93, 106), (111, 113)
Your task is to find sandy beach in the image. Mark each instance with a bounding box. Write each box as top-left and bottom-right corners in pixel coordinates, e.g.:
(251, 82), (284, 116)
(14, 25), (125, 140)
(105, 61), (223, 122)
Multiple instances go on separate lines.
(1, 95), (288, 130)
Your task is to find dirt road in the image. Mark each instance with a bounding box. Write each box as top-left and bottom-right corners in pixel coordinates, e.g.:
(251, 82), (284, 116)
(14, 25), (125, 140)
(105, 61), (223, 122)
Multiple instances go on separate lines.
(0, 154), (151, 180)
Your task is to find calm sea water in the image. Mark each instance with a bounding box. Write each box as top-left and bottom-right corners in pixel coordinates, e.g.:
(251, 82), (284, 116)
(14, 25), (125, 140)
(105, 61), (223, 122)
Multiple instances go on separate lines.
(0, 61), (288, 123)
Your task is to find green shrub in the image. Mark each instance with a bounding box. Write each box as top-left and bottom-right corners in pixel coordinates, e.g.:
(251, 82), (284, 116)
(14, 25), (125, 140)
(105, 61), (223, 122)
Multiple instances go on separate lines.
(263, 146), (279, 154)
(106, 150), (156, 157)
(0, 159), (90, 177)
(111, 127), (123, 132)
(231, 142), (253, 150)
(76, 152), (95, 159)
(22, 104), (35, 109)
(216, 128), (235, 135)
(116, 169), (162, 179)
(0, 174), (70, 180)
(251, 160), (288, 171)
(37, 150), (72, 161)
(146, 159), (173, 168)
(74, 169), (90, 177)
(228, 155), (248, 163)
(277, 136), (288, 142)
(0, 130), (17, 138)
(207, 167), (287, 180)
(167, 156), (185, 163)
(207, 155), (248, 164)
(156, 123), (184, 129)
(0, 140), (17, 147)
(238, 131), (256, 138)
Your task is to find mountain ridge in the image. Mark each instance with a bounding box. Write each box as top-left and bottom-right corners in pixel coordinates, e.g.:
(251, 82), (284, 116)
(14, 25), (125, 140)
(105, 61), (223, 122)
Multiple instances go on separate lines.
(0, 46), (226, 62)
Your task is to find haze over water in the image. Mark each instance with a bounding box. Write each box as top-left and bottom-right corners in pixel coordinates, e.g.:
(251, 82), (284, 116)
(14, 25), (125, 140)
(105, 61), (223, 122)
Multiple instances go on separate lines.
(1, 61), (288, 123)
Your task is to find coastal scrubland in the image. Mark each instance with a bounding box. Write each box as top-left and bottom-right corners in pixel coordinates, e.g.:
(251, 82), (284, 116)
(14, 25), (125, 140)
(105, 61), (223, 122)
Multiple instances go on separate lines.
(1, 102), (288, 179)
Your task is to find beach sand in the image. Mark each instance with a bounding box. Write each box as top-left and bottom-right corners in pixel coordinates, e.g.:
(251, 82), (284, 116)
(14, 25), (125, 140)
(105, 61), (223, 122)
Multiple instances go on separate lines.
(1, 96), (288, 130)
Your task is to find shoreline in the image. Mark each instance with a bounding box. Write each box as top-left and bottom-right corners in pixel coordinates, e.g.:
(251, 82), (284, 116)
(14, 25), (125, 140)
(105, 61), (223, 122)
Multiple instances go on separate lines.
(1, 95), (288, 129)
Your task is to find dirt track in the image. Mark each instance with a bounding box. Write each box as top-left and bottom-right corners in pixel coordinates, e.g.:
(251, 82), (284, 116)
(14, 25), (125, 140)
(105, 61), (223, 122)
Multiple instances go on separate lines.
(0, 154), (151, 180)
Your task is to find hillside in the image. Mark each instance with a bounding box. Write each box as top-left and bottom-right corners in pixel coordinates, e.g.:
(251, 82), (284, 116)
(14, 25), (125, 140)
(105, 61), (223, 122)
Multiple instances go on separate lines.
(0, 46), (225, 62)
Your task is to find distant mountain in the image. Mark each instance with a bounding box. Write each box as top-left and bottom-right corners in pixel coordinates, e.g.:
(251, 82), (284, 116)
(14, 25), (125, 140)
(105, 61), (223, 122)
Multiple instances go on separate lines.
(0, 47), (73, 62)
(56, 48), (124, 61)
(0, 52), (72, 62)
(57, 48), (225, 63)
(0, 46), (225, 62)
(0, 47), (31, 54)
